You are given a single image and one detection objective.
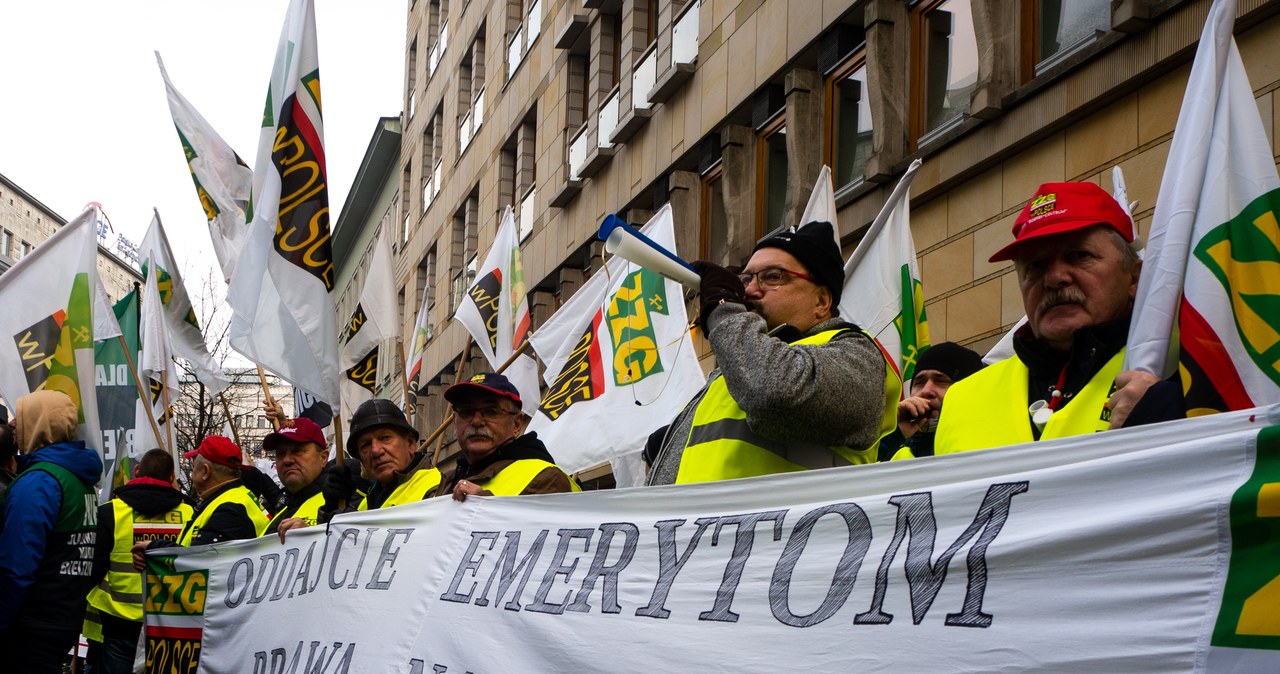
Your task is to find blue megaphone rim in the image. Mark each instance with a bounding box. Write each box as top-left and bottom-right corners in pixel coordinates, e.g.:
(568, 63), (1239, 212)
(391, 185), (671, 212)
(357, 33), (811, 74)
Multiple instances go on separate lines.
(596, 214), (698, 276)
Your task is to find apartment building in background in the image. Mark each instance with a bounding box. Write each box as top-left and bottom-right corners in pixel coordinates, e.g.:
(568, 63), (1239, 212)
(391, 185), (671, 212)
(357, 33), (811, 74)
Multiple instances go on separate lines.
(374, 0), (1280, 477)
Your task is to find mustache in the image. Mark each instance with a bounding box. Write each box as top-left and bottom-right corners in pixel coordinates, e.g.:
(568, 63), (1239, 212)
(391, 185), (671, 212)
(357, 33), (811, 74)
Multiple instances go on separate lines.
(1039, 287), (1087, 313)
(463, 427), (494, 440)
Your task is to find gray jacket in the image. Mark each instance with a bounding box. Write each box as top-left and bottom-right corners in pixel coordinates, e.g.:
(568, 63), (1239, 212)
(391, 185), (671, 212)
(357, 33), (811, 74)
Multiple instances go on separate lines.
(647, 303), (886, 485)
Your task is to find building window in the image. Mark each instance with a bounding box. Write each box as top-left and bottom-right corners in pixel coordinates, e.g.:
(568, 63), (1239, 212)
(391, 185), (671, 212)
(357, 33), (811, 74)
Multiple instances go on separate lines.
(407, 38), (418, 120)
(506, 0), (542, 79)
(826, 51), (872, 191)
(428, 0), (450, 78)
(449, 191), (479, 311)
(459, 27), (486, 154)
(1025, 0), (1110, 75)
(1, 230), (10, 257)
(757, 114), (788, 236)
(401, 164), (413, 245)
(500, 112), (538, 240)
(417, 245), (437, 344)
(912, 0), (977, 142)
(422, 108), (442, 213)
(700, 163), (729, 265)
(21, 241), (31, 258)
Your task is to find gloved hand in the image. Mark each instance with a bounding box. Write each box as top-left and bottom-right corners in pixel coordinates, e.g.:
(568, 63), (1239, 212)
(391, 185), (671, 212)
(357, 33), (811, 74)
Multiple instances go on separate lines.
(319, 459), (360, 522)
(691, 261), (746, 330)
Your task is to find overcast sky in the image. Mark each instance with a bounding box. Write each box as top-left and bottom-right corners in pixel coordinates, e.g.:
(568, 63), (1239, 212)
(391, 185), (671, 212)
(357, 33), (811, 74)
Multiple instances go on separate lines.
(0, 1), (405, 284)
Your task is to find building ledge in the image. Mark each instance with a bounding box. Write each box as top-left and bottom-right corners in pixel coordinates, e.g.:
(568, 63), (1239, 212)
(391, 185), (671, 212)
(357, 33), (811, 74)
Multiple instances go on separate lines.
(610, 105), (653, 144)
(579, 144), (615, 178)
(648, 62), (695, 103)
(550, 178), (583, 207)
(554, 13), (590, 50)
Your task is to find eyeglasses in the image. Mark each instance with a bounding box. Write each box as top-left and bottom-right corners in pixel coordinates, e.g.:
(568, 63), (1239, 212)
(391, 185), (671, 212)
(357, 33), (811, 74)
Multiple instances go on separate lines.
(453, 406), (519, 421)
(738, 267), (814, 290)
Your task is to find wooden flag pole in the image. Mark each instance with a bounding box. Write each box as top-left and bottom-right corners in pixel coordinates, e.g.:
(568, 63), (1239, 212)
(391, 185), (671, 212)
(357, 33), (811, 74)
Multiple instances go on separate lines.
(333, 412), (346, 459)
(398, 338), (414, 424)
(117, 335), (169, 459)
(218, 392), (242, 447)
(255, 365), (281, 431)
(161, 369), (177, 453)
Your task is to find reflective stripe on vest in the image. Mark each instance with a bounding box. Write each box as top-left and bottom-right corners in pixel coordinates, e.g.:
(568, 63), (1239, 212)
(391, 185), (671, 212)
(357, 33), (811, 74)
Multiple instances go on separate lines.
(269, 491), (326, 528)
(88, 498), (193, 621)
(358, 467), (442, 511)
(478, 459), (581, 496)
(935, 349), (1125, 454)
(675, 328), (899, 484)
(178, 485), (269, 546)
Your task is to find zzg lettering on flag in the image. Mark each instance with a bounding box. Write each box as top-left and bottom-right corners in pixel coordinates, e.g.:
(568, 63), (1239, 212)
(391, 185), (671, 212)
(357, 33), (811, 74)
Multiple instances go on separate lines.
(144, 406), (1280, 672)
(527, 205), (704, 473)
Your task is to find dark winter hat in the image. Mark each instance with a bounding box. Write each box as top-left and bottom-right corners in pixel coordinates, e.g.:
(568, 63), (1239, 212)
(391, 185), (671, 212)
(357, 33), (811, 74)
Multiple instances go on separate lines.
(989, 182), (1133, 262)
(445, 372), (522, 407)
(346, 399), (418, 458)
(915, 342), (985, 383)
(754, 221), (845, 307)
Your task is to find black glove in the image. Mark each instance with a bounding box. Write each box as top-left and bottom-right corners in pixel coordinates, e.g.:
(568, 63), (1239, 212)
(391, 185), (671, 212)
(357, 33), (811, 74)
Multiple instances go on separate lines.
(691, 261), (746, 330)
(319, 459), (360, 522)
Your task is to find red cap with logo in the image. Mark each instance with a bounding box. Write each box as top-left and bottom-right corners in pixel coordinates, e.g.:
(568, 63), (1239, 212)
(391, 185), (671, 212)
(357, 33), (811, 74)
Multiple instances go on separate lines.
(262, 417), (327, 452)
(988, 181), (1134, 262)
(183, 435), (242, 469)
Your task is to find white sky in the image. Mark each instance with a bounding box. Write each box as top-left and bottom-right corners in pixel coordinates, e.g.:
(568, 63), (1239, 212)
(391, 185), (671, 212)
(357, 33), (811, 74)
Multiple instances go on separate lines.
(0, 1), (406, 284)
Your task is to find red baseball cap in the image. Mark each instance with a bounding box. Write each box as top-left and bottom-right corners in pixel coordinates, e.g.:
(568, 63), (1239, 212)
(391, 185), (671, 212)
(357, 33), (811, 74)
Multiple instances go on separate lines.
(262, 417), (327, 452)
(989, 182), (1134, 262)
(184, 435), (242, 469)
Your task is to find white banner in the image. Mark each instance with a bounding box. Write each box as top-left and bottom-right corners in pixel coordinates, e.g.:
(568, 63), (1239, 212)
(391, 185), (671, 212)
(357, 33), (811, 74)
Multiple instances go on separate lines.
(144, 407), (1280, 672)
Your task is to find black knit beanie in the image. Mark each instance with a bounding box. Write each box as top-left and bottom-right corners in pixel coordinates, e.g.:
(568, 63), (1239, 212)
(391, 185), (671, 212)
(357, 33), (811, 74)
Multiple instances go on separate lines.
(915, 342), (985, 382)
(753, 221), (845, 307)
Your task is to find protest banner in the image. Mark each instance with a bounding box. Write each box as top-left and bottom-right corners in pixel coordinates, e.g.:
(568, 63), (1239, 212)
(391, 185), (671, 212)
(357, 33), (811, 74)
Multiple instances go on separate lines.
(145, 406), (1280, 672)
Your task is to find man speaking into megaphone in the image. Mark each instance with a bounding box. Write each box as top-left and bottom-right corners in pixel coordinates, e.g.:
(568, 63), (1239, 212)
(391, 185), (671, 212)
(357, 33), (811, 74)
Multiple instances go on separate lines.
(645, 221), (900, 486)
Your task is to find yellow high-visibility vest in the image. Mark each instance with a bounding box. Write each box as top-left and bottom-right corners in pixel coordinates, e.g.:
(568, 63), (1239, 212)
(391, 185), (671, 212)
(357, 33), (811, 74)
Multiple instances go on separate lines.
(935, 349), (1124, 454)
(476, 459), (581, 496)
(675, 327), (900, 484)
(358, 467), (442, 510)
(178, 485), (268, 546)
(87, 498), (193, 621)
(268, 491), (325, 529)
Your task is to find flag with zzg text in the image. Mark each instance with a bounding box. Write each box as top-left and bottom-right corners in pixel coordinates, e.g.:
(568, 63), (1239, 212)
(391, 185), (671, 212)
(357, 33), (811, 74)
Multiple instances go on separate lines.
(0, 206), (103, 458)
(227, 0), (340, 408)
(840, 159), (928, 384)
(526, 205), (705, 473)
(455, 206), (541, 415)
(1125, 0), (1280, 415)
(143, 406), (1280, 672)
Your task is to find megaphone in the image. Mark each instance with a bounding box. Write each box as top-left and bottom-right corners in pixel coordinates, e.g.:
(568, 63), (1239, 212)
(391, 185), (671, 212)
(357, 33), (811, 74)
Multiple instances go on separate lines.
(597, 215), (701, 290)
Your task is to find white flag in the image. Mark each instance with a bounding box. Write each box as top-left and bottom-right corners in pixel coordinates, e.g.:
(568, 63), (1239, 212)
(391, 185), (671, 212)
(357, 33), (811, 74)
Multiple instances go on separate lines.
(454, 206), (541, 415)
(339, 226), (397, 369)
(156, 52), (253, 281)
(526, 205), (706, 473)
(93, 278), (122, 342)
(839, 158), (928, 383)
(0, 207), (103, 458)
(340, 344), (381, 423)
(405, 287), (433, 392)
(1126, 0), (1280, 413)
(140, 212), (229, 397)
(227, 0), (341, 408)
(138, 271), (178, 454)
(798, 165), (843, 248)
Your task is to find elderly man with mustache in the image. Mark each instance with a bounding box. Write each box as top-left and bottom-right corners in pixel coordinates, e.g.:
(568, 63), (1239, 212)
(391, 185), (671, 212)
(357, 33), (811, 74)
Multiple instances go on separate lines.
(442, 373), (579, 500)
(934, 182), (1184, 454)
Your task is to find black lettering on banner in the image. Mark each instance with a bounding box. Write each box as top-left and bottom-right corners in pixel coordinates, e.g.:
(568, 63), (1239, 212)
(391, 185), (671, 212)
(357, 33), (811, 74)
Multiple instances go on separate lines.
(271, 93), (335, 290)
(699, 510), (788, 623)
(366, 528), (413, 590)
(527, 528), (596, 615)
(635, 518), (715, 619)
(247, 553), (280, 605)
(538, 323), (600, 420)
(253, 641), (355, 674)
(769, 503), (873, 627)
(268, 548), (300, 602)
(566, 522), (640, 614)
(477, 530), (549, 610)
(439, 532), (500, 604)
(330, 528), (361, 590)
(226, 557), (253, 608)
(288, 541), (320, 598)
(467, 270), (502, 351)
(855, 482), (1029, 627)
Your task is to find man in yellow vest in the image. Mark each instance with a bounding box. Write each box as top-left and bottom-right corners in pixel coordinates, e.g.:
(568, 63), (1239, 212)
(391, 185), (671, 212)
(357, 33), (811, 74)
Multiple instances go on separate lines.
(881, 341), (985, 461)
(935, 182), (1185, 454)
(646, 221), (899, 485)
(444, 373), (579, 500)
(323, 399), (441, 512)
(86, 448), (193, 674)
(131, 435), (268, 568)
(258, 417), (330, 541)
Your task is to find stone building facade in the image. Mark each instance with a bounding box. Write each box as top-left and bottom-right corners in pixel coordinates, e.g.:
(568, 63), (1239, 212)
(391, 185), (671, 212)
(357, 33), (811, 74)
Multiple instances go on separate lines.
(391, 0), (1280, 473)
(0, 171), (143, 303)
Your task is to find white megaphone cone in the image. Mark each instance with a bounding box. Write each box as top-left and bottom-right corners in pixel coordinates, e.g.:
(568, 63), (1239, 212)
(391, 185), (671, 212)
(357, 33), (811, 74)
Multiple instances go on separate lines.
(597, 214), (701, 290)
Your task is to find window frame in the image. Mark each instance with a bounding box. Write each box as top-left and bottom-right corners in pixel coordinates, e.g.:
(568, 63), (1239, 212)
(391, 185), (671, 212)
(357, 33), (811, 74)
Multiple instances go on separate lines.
(823, 48), (872, 193)
(755, 113), (788, 238)
(909, 0), (978, 148)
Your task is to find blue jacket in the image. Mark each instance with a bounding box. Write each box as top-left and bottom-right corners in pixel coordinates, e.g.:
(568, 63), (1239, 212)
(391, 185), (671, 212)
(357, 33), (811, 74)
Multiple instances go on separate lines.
(0, 441), (102, 632)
